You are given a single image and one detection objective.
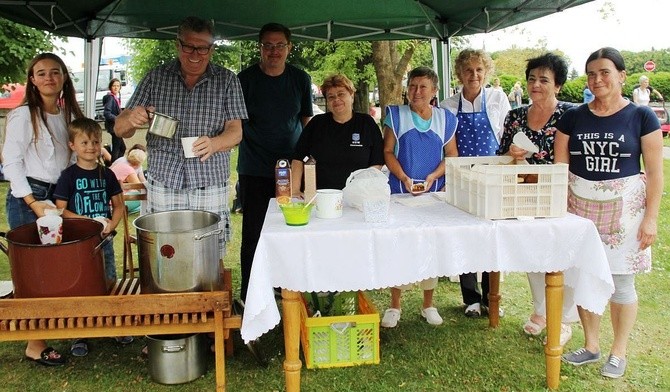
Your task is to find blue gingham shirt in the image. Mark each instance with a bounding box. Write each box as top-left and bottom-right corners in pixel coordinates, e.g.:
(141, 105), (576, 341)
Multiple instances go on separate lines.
(127, 60), (248, 189)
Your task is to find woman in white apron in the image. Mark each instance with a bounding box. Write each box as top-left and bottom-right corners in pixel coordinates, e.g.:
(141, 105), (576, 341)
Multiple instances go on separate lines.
(440, 49), (511, 318)
(555, 47), (663, 379)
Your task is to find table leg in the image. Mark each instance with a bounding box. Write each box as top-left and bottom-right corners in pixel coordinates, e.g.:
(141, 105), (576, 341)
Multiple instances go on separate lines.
(545, 271), (564, 390)
(214, 309), (225, 392)
(281, 289), (302, 392)
(487, 271), (501, 328)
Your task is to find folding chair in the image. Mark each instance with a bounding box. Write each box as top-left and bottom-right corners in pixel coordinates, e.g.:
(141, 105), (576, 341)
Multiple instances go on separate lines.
(120, 182), (147, 280)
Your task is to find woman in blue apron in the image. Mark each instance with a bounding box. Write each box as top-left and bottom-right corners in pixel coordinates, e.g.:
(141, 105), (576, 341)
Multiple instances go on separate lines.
(441, 49), (511, 318)
(380, 66), (458, 328)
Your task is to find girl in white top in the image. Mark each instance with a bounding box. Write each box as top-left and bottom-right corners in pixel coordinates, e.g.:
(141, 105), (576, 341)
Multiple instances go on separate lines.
(1, 53), (83, 366)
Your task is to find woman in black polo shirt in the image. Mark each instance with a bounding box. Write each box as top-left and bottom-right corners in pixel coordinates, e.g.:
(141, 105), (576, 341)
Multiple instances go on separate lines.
(291, 74), (384, 191)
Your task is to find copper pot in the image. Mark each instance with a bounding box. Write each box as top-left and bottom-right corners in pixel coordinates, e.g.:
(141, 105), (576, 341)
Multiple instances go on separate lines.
(0, 218), (111, 298)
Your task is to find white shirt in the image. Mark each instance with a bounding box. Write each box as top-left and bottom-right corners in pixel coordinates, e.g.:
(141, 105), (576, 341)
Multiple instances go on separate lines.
(440, 87), (511, 142)
(633, 87), (650, 106)
(2, 106), (71, 198)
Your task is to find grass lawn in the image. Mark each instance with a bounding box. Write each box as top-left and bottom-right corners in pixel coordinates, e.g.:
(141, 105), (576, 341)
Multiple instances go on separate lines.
(0, 154), (668, 391)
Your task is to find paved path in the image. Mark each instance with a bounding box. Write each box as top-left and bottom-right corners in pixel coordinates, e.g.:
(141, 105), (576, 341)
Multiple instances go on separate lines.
(664, 146), (670, 159)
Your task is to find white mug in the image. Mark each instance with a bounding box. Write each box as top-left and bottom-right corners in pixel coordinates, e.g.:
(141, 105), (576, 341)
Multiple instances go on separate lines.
(315, 189), (343, 219)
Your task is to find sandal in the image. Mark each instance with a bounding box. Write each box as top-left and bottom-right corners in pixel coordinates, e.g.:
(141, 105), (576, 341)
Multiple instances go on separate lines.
(523, 315), (546, 336)
(543, 323), (573, 346)
(26, 347), (66, 366)
(70, 339), (89, 357)
(114, 336), (134, 346)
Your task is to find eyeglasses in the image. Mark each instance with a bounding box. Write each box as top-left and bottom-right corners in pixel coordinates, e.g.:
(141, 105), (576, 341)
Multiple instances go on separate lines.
(179, 39), (212, 55)
(259, 43), (289, 51)
(326, 91), (350, 101)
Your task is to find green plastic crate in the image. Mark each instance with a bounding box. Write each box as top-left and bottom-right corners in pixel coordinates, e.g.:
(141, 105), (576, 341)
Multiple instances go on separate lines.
(300, 291), (380, 369)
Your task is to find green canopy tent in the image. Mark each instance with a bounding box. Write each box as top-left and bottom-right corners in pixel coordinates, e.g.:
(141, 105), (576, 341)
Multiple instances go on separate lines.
(0, 0), (592, 116)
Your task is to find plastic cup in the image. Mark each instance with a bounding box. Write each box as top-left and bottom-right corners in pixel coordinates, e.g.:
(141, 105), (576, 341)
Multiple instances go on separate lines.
(36, 215), (63, 244)
(181, 136), (199, 158)
(315, 189), (343, 219)
(363, 199), (389, 223)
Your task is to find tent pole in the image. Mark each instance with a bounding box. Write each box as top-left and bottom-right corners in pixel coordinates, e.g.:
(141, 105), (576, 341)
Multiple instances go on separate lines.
(432, 38), (451, 102)
(83, 38), (103, 119)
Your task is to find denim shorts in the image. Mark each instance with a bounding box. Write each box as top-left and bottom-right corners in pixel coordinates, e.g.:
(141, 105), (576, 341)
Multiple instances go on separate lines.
(5, 180), (56, 229)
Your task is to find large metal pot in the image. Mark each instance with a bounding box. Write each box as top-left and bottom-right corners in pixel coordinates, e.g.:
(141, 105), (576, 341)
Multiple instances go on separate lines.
(0, 218), (111, 298)
(146, 333), (207, 384)
(133, 210), (222, 293)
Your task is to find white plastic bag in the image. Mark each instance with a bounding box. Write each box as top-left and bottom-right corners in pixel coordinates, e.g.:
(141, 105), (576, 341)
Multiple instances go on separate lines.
(342, 168), (391, 211)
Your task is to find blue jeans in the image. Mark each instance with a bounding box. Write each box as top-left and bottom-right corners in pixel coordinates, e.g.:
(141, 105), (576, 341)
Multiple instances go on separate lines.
(102, 239), (117, 282)
(5, 181), (55, 229)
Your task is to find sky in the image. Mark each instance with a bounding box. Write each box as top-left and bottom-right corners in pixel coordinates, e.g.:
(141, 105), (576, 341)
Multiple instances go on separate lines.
(468, 0), (667, 73)
(61, 0), (667, 74)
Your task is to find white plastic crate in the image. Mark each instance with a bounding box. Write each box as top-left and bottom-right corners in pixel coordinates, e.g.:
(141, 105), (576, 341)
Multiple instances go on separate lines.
(444, 156), (568, 220)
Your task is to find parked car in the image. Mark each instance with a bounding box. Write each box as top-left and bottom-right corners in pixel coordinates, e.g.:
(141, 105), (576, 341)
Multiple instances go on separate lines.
(0, 84), (25, 110)
(650, 104), (670, 137)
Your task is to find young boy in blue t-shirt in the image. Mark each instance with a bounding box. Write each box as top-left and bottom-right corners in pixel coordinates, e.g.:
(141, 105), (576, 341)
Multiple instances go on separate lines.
(53, 117), (131, 356)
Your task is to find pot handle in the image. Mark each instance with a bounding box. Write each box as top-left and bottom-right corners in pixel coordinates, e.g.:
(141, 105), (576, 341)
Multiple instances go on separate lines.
(93, 231), (116, 254)
(162, 345), (185, 353)
(0, 232), (8, 255)
(194, 228), (222, 241)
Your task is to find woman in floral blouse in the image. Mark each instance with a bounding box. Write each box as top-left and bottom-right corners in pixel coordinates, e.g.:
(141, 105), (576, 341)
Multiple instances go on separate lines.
(497, 53), (577, 346)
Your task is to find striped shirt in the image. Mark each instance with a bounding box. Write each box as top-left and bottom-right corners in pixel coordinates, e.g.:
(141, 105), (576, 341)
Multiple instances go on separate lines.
(127, 60), (247, 189)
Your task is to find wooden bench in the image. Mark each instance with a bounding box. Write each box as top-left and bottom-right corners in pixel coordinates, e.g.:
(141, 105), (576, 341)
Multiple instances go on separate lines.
(0, 278), (241, 391)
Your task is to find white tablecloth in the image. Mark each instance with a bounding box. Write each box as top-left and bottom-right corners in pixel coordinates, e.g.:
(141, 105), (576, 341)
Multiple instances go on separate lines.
(241, 193), (614, 343)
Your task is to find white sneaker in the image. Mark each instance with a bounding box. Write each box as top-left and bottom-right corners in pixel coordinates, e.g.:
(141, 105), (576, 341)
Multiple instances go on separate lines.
(421, 307), (443, 325)
(381, 308), (401, 328)
(464, 303), (481, 318)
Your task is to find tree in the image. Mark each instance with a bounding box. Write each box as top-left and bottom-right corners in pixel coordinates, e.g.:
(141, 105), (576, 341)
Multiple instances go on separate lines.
(371, 41), (415, 114)
(621, 49), (670, 74)
(569, 69), (579, 80)
(123, 36), (460, 118)
(0, 18), (58, 85)
(490, 47), (560, 80)
(300, 41), (375, 113)
(125, 38), (240, 83)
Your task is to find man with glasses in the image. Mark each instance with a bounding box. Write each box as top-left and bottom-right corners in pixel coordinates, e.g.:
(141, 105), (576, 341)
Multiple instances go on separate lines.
(115, 16), (247, 262)
(237, 22), (313, 304)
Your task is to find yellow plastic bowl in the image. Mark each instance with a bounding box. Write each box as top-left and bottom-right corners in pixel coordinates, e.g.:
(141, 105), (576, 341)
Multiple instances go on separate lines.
(280, 202), (313, 226)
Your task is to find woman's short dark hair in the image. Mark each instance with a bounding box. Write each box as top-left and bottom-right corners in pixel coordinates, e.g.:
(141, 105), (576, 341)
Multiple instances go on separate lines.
(525, 53), (569, 87)
(585, 47), (626, 73)
(259, 23), (292, 43)
(407, 66), (439, 89)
